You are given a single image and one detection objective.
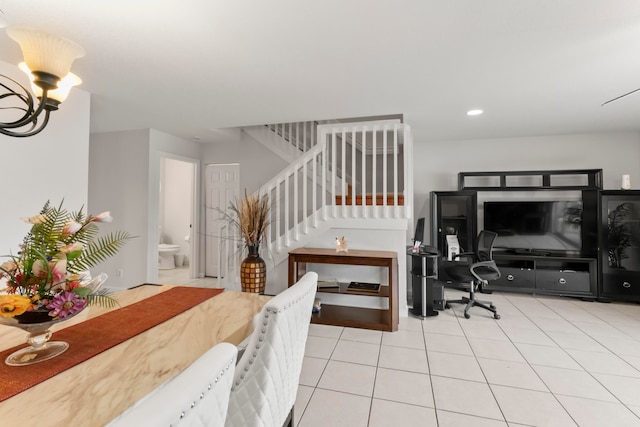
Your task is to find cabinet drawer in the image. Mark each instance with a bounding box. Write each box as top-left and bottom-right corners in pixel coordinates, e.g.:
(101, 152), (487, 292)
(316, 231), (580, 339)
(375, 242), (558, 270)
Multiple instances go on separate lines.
(492, 267), (535, 288)
(602, 271), (640, 297)
(536, 270), (590, 292)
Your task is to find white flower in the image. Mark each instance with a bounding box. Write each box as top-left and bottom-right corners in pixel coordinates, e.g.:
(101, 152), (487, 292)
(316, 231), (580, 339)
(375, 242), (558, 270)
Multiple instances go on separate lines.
(21, 214), (47, 224)
(93, 211), (113, 223)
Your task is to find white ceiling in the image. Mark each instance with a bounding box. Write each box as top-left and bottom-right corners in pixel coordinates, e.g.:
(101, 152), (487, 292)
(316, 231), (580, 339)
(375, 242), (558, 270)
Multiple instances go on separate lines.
(1, 0), (640, 144)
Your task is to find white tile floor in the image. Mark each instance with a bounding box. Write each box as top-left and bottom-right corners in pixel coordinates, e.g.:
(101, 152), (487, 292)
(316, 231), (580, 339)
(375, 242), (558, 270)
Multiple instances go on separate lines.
(158, 266), (220, 288)
(156, 272), (640, 427)
(296, 289), (640, 427)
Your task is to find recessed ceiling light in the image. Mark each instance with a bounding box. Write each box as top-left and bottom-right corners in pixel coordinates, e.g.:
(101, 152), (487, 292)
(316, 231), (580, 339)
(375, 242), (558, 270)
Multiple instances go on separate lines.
(467, 109), (483, 116)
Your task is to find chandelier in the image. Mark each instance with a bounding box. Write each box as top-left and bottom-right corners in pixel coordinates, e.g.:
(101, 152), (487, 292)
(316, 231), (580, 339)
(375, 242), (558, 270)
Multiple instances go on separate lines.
(0, 28), (84, 138)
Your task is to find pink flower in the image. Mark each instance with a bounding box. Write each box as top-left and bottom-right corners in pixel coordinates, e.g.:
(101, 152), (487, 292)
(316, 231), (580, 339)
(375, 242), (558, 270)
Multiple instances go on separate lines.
(50, 256), (67, 284)
(92, 211), (113, 223)
(63, 220), (82, 235)
(31, 259), (47, 278)
(32, 256), (67, 284)
(46, 291), (86, 318)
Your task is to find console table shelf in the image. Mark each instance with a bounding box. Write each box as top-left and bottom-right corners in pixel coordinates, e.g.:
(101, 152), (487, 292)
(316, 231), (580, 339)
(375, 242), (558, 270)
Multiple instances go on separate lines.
(309, 304), (390, 330)
(288, 248), (398, 331)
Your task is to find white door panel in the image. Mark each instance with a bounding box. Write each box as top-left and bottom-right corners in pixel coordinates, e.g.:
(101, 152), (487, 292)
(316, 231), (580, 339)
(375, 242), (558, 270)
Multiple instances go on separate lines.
(205, 164), (239, 277)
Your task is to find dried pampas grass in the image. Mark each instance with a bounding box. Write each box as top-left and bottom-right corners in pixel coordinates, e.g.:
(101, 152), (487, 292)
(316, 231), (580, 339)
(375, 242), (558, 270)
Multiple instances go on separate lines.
(230, 191), (270, 248)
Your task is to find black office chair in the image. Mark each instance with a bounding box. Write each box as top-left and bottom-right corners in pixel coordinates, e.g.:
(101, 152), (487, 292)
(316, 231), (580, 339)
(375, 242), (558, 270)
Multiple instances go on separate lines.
(444, 230), (501, 319)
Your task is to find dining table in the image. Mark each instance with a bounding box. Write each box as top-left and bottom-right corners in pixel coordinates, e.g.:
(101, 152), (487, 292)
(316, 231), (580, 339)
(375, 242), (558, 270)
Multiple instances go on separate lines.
(0, 284), (270, 426)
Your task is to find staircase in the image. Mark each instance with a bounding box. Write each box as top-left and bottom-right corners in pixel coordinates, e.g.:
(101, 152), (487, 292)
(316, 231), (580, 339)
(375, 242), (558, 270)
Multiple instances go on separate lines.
(242, 122), (323, 163)
(216, 120), (413, 290)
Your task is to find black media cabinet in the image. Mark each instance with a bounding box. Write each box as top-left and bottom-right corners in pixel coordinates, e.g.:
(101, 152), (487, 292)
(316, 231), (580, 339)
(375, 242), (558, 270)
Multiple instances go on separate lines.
(598, 190), (640, 302)
(433, 169), (602, 300)
(485, 253), (597, 299)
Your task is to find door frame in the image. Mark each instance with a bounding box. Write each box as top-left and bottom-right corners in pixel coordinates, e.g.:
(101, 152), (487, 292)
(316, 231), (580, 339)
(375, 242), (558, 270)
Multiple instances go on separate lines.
(152, 152), (200, 282)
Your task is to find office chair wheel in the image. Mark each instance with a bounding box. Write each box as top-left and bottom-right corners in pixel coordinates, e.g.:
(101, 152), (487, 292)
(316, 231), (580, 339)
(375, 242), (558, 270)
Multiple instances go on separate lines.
(464, 312), (470, 319)
(494, 313), (500, 320)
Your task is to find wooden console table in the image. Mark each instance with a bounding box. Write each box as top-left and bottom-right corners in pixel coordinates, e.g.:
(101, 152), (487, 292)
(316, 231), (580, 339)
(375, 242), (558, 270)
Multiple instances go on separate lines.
(288, 248), (398, 332)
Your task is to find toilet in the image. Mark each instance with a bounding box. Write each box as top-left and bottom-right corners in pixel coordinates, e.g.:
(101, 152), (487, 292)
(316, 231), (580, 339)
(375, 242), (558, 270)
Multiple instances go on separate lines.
(158, 243), (181, 269)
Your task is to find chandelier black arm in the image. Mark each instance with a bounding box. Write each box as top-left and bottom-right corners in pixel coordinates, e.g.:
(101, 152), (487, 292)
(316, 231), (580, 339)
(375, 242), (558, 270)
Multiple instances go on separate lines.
(0, 78), (37, 125)
(0, 108), (51, 137)
(0, 74), (51, 130)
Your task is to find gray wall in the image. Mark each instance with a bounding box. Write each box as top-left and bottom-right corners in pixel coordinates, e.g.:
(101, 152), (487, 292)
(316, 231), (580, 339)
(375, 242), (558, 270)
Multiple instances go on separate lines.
(89, 129), (202, 289)
(412, 131), (640, 243)
(201, 131), (288, 194)
(89, 130), (151, 289)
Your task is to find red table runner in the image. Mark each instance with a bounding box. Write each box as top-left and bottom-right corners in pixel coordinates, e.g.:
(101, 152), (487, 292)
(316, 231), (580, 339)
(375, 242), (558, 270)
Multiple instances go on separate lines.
(0, 286), (224, 402)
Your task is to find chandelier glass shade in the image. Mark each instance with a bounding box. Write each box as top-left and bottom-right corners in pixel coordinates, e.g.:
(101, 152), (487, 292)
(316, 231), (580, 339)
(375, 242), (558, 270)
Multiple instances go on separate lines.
(1, 27), (85, 138)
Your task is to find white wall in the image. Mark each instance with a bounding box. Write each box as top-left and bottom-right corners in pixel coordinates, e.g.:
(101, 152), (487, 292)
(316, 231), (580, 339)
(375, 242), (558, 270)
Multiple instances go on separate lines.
(0, 59), (90, 260)
(413, 132), (640, 242)
(89, 128), (202, 290)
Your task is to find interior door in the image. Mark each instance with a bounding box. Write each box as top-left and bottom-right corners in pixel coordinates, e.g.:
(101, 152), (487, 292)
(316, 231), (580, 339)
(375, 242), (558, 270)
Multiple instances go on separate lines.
(205, 164), (240, 277)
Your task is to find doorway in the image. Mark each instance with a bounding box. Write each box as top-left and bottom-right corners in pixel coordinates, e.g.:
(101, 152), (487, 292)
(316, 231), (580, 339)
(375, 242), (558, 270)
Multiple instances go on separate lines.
(158, 156), (197, 284)
(205, 163), (240, 278)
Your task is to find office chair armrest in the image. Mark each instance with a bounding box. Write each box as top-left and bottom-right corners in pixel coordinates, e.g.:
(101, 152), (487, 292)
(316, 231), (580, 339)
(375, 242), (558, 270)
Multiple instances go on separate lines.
(469, 260), (501, 282)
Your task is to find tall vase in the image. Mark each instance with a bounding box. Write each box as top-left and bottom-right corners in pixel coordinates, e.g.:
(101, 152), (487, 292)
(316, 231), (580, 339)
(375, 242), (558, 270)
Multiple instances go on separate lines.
(240, 245), (266, 294)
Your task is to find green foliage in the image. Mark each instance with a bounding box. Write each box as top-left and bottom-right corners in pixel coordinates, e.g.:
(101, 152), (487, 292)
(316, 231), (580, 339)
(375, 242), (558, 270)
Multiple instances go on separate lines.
(86, 289), (120, 309)
(71, 230), (134, 273)
(0, 200), (132, 316)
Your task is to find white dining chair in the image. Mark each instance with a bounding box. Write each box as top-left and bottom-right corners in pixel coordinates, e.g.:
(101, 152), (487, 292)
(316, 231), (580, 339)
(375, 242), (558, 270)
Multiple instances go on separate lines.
(107, 341), (237, 427)
(225, 272), (318, 427)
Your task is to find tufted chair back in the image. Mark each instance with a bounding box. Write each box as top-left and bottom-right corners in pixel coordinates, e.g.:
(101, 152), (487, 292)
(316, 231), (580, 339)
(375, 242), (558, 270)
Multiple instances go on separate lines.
(106, 342), (237, 427)
(225, 272), (318, 427)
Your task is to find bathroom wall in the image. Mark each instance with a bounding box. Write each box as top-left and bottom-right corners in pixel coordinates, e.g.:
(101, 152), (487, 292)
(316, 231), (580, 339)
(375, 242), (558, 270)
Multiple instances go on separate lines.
(159, 158), (194, 265)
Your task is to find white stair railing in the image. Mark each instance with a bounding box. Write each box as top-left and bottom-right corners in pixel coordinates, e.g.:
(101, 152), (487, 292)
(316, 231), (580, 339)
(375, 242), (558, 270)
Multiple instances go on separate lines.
(242, 121), (320, 163)
(268, 122), (319, 153)
(218, 122), (413, 287)
(261, 122), (413, 257)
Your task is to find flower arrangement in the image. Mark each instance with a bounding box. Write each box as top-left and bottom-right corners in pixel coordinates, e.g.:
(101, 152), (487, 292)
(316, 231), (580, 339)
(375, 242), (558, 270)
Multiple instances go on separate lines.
(0, 201), (132, 321)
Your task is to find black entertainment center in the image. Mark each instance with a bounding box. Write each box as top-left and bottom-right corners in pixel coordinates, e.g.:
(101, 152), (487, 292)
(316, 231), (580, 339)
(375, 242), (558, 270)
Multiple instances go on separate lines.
(432, 169), (639, 302)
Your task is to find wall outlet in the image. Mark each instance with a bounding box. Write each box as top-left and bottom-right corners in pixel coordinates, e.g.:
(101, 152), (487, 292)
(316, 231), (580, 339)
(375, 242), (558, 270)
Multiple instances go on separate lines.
(116, 268), (124, 279)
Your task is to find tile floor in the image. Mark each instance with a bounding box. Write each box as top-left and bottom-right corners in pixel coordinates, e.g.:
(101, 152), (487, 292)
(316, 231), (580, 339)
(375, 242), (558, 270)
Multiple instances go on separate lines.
(158, 266), (220, 288)
(296, 289), (640, 427)
(156, 271), (640, 427)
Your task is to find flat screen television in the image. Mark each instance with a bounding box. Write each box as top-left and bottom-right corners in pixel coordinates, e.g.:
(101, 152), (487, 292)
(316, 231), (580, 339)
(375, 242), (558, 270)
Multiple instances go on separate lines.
(483, 201), (582, 254)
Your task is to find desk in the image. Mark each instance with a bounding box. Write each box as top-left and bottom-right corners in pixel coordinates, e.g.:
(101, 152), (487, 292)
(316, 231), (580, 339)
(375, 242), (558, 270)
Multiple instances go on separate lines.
(0, 285), (269, 426)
